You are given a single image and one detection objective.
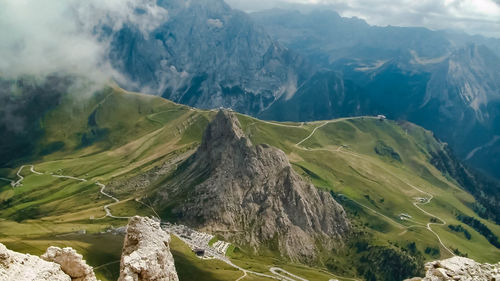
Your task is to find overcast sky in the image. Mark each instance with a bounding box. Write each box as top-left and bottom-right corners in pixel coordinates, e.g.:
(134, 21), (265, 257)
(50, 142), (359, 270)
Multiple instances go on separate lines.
(226, 0), (500, 38)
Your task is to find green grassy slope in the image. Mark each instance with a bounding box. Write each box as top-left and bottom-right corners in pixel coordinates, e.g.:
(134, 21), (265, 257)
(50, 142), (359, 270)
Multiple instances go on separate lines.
(0, 86), (498, 281)
(237, 115), (500, 263)
(0, 85), (213, 280)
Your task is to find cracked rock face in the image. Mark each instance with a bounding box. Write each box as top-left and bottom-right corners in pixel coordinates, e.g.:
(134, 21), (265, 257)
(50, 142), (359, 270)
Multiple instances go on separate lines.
(41, 247), (97, 281)
(118, 216), (179, 281)
(163, 110), (350, 262)
(406, 256), (500, 281)
(0, 243), (71, 281)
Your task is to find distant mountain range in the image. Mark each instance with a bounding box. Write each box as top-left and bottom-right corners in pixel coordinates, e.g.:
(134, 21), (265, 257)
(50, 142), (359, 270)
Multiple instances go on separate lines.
(102, 0), (500, 179)
(251, 9), (500, 178)
(108, 0), (313, 114)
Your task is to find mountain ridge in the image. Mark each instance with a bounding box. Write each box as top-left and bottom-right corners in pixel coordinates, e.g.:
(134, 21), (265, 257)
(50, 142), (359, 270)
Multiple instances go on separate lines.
(155, 110), (350, 262)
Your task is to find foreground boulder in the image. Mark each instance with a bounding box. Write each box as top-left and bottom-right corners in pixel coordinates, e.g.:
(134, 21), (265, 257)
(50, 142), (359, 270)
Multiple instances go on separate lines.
(41, 247), (97, 281)
(0, 244), (98, 281)
(0, 216), (179, 281)
(0, 243), (71, 281)
(157, 110), (350, 262)
(118, 216), (179, 281)
(406, 256), (500, 281)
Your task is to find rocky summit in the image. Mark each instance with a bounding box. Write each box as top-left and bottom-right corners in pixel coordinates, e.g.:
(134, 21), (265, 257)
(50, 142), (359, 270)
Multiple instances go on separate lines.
(41, 247), (98, 281)
(160, 110), (350, 262)
(406, 256), (500, 281)
(118, 216), (178, 281)
(0, 243), (97, 281)
(0, 216), (178, 281)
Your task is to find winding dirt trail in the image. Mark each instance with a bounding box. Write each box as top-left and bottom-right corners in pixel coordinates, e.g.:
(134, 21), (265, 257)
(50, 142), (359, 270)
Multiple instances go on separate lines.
(10, 165), (129, 220)
(296, 121), (331, 147)
(337, 148), (455, 256)
(465, 135), (500, 161)
(294, 119), (455, 256)
(13, 165), (27, 187)
(95, 182), (130, 220)
(0, 177), (14, 187)
(270, 267), (308, 281)
(14, 162), (349, 280)
(174, 231), (317, 281)
(294, 117), (377, 147)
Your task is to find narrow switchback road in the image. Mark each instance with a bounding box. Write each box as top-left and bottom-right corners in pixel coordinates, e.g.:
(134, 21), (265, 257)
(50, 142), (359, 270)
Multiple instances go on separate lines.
(465, 135), (500, 161)
(294, 119), (455, 257)
(337, 148), (454, 256)
(173, 233), (315, 281)
(12, 165), (129, 220)
(270, 267), (309, 281)
(13, 165), (27, 187)
(0, 177), (14, 187)
(296, 121), (331, 147)
(95, 182), (130, 220)
(294, 117), (375, 147)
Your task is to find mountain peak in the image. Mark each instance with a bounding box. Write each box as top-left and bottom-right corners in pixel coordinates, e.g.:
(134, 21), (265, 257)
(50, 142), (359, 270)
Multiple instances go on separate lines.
(201, 110), (245, 146)
(161, 110), (350, 262)
(197, 110), (252, 168)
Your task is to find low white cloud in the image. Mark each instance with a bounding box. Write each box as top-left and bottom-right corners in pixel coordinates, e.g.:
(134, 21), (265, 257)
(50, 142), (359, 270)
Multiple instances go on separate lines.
(207, 18), (224, 28)
(226, 0), (500, 38)
(0, 0), (168, 82)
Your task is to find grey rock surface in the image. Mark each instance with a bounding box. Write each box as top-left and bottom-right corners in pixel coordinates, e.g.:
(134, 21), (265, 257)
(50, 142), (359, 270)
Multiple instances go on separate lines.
(109, 0), (312, 115)
(41, 246), (97, 281)
(0, 216), (180, 281)
(0, 243), (71, 281)
(406, 256), (500, 281)
(118, 216), (179, 281)
(161, 110), (350, 262)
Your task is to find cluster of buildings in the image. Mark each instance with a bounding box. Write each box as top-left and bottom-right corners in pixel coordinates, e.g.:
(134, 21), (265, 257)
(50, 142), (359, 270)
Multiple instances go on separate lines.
(161, 222), (231, 258)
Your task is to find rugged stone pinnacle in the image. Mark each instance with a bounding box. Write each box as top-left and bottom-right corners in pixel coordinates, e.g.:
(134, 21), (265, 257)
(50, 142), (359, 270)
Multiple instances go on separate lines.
(199, 110), (246, 148)
(165, 109), (350, 262)
(0, 217), (180, 281)
(118, 216), (179, 281)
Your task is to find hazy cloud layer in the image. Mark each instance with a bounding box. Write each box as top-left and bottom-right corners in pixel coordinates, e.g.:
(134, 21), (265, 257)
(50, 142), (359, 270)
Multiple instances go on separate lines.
(226, 0), (500, 38)
(0, 0), (168, 82)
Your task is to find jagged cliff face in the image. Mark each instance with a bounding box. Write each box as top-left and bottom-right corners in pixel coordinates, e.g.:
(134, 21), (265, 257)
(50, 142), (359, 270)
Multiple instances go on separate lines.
(158, 111), (350, 262)
(406, 256), (500, 281)
(108, 0), (311, 114)
(119, 216), (178, 281)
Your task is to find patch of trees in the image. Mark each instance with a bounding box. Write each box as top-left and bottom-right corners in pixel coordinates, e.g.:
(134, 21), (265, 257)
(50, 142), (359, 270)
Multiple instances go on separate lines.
(457, 214), (500, 248)
(424, 246), (440, 257)
(430, 145), (500, 225)
(430, 217), (439, 223)
(448, 224), (471, 240)
(352, 241), (424, 281)
(12, 205), (41, 222)
(0, 198), (13, 208)
(453, 247), (468, 257)
(374, 141), (401, 162)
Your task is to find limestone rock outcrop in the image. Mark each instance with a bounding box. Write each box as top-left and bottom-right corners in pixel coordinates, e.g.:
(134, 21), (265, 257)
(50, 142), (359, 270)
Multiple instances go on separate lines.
(0, 243), (71, 281)
(118, 216), (179, 281)
(406, 256), (500, 281)
(1, 216), (179, 281)
(159, 110), (350, 262)
(41, 247), (97, 281)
